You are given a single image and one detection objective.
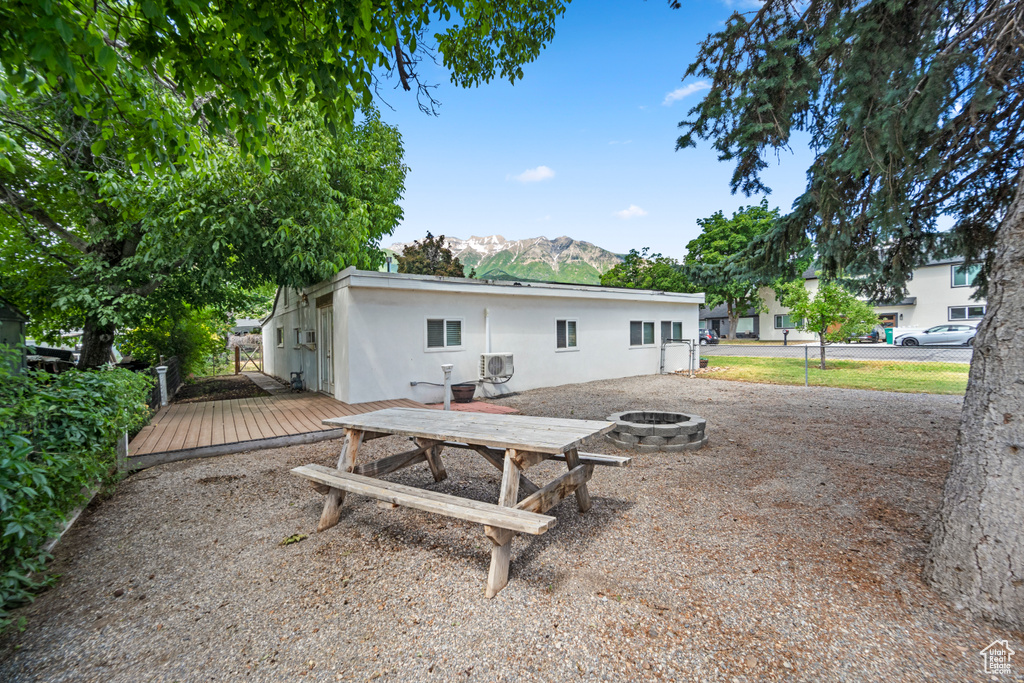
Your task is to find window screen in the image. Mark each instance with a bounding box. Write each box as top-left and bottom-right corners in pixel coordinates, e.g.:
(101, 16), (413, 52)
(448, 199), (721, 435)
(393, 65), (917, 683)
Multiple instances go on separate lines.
(672, 321), (682, 339)
(643, 322), (655, 345)
(630, 321), (642, 346)
(556, 320), (577, 349)
(427, 319), (445, 348)
(661, 321), (671, 342)
(445, 320), (461, 347)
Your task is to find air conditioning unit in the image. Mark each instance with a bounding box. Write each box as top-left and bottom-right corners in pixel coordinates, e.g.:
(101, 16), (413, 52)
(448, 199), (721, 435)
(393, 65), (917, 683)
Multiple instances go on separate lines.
(480, 353), (514, 380)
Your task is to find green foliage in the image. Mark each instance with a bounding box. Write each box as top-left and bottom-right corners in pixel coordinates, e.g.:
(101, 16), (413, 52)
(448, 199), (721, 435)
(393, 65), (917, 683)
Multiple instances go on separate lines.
(600, 249), (696, 292)
(0, 93), (406, 361)
(684, 202), (781, 337)
(119, 307), (229, 377)
(397, 233), (474, 278)
(677, 0), (1021, 300)
(0, 357), (152, 631)
(0, 0), (570, 169)
(779, 280), (879, 369)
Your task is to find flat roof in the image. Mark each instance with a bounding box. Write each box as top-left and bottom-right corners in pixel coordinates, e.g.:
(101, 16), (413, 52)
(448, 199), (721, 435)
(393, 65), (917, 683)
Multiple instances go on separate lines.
(334, 267), (705, 304)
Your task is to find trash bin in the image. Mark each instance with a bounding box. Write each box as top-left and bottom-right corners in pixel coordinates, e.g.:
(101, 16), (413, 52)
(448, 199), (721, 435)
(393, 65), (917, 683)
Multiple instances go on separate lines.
(885, 328), (894, 344)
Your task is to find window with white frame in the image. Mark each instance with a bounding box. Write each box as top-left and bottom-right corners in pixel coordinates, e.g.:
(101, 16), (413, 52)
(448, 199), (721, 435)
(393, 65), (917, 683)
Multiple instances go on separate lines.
(698, 320), (707, 330)
(661, 321), (683, 342)
(630, 320), (655, 346)
(952, 263), (982, 287)
(774, 314), (801, 329)
(556, 319), (578, 349)
(949, 305), (986, 320)
(276, 326), (284, 347)
(426, 318), (462, 349)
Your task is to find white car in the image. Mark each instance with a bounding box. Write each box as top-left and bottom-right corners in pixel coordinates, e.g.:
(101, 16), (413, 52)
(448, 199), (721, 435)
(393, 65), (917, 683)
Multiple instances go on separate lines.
(894, 324), (978, 346)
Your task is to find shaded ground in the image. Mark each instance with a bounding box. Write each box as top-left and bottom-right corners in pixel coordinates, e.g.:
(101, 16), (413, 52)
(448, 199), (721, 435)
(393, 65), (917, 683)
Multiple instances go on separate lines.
(1, 375), (1021, 682)
(172, 374), (270, 403)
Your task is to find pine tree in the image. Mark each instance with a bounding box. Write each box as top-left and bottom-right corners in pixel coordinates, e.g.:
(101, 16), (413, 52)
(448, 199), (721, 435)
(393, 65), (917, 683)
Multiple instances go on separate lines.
(678, 0), (1024, 627)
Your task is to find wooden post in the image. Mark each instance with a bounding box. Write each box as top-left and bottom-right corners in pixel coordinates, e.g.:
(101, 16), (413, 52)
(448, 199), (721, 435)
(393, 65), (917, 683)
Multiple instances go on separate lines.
(234, 346), (240, 374)
(318, 429), (363, 532)
(486, 450), (522, 598)
(417, 438), (448, 482)
(564, 447), (592, 512)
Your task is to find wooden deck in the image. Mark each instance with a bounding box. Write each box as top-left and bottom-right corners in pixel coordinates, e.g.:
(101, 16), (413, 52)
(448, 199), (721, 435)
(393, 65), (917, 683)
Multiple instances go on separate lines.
(127, 393), (426, 470)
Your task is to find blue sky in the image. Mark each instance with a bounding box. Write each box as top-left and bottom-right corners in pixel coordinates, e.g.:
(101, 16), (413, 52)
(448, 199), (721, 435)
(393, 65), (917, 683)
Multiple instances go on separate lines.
(379, 0), (813, 260)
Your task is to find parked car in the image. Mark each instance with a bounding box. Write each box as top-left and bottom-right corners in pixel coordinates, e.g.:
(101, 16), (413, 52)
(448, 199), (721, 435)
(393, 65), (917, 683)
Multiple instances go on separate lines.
(894, 324), (977, 346)
(698, 329), (719, 346)
(845, 328), (882, 344)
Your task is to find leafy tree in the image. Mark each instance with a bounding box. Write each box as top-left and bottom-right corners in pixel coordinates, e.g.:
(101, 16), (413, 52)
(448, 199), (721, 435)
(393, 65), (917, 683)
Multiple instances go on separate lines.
(1, 0), (570, 169)
(684, 202), (778, 339)
(0, 92), (407, 367)
(778, 280), (879, 370)
(677, 0), (1024, 626)
(600, 248), (696, 292)
(119, 305), (230, 378)
(396, 233), (474, 278)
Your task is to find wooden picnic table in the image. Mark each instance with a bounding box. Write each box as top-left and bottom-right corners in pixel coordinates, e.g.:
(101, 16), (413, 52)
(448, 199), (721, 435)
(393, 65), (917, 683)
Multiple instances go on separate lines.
(291, 407), (629, 597)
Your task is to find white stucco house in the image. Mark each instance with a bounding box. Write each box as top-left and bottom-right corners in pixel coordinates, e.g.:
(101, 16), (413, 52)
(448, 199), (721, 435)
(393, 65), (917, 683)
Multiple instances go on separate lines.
(757, 258), (987, 342)
(261, 268), (704, 404)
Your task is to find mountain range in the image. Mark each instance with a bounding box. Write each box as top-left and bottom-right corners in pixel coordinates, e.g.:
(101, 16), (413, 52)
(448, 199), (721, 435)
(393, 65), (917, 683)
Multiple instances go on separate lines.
(389, 235), (623, 284)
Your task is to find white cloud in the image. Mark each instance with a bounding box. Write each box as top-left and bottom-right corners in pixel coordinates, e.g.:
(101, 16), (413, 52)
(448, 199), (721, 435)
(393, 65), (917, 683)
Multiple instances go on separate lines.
(662, 81), (711, 106)
(615, 205), (648, 219)
(509, 165), (555, 183)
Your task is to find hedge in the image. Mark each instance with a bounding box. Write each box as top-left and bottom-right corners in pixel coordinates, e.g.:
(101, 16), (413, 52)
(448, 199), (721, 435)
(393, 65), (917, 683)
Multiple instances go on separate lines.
(0, 358), (152, 631)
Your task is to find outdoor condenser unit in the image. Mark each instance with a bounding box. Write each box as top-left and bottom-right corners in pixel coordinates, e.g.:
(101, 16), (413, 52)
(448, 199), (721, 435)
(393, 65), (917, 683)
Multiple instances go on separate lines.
(480, 353), (514, 381)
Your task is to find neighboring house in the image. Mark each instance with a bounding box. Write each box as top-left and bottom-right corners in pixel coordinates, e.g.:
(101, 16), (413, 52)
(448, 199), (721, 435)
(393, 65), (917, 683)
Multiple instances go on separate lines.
(261, 267), (704, 404)
(231, 318), (262, 335)
(0, 298), (28, 374)
(758, 258), (987, 342)
(698, 302), (760, 338)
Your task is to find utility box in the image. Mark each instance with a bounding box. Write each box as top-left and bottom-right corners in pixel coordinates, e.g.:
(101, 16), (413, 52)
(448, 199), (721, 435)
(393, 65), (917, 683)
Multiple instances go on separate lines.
(0, 298), (28, 374)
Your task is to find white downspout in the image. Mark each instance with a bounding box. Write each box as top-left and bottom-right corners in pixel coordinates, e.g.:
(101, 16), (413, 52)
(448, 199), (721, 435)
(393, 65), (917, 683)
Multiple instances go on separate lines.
(484, 307), (491, 354)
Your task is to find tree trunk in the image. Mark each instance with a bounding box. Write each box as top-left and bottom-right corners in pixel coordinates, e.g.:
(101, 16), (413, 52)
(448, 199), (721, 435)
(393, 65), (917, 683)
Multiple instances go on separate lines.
(726, 301), (738, 340)
(923, 175), (1024, 629)
(819, 330), (827, 370)
(78, 319), (115, 369)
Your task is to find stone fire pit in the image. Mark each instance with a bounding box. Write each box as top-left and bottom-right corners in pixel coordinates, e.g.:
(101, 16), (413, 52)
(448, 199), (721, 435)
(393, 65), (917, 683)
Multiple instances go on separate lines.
(605, 411), (707, 452)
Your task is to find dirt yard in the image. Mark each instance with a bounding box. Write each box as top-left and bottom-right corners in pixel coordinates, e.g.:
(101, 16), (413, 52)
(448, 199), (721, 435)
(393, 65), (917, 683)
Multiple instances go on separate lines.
(1, 375), (1021, 682)
(172, 374), (270, 403)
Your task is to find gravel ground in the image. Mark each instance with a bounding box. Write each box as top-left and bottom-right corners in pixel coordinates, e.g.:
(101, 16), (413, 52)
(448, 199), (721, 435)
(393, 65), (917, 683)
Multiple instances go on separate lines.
(2, 375), (1022, 682)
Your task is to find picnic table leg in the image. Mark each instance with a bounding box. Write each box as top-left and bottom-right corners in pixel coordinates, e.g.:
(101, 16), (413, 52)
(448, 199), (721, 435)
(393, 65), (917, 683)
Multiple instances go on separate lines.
(318, 428), (363, 532)
(485, 450), (522, 598)
(564, 447), (592, 513)
(416, 437), (448, 482)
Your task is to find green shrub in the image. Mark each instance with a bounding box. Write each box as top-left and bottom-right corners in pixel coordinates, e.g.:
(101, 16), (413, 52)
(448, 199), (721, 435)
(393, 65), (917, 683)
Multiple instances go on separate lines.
(0, 358), (152, 631)
(119, 306), (229, 377)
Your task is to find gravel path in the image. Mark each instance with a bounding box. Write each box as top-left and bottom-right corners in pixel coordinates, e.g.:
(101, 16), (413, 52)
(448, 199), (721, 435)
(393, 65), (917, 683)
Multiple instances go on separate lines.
(2, 375), (1021, 682)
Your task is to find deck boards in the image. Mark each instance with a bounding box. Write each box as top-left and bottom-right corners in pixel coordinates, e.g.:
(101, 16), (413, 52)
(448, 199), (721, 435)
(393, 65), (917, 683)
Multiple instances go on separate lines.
(129, 392), (426, 458)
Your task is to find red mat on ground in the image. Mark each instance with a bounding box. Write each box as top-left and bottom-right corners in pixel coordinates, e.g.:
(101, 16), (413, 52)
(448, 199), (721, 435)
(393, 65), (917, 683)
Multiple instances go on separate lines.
(426, 401), (519, 414)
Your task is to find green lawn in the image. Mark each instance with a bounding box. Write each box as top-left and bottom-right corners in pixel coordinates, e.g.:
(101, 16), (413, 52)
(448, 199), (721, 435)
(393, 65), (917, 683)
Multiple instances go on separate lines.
(703, 355), (969, 394)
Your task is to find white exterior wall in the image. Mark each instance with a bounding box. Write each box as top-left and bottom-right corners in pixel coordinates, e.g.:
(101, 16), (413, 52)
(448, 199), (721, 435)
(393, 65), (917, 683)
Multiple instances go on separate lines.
(263, 269), (703, 404)
(757, 262), (986, 341)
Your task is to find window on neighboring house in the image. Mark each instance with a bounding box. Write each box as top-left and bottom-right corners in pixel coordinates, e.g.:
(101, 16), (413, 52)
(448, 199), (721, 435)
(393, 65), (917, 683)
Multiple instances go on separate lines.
(276, 327), (284, 347)
(661, 321), (683, 342)
(952, 263), (982, 287)
(630, 320), (655, 346)
(774, 314), (801, 329)
(556, 319), (578, 350)
(949, 305), (986, 320)
(698, 320), (707, 330)
(426, 318), (462, 349)
(294, 328), (301, 346)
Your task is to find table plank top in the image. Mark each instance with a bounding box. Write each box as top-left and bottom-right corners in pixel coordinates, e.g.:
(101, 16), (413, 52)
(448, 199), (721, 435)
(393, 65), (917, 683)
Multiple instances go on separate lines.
(322, 408), (615, 454)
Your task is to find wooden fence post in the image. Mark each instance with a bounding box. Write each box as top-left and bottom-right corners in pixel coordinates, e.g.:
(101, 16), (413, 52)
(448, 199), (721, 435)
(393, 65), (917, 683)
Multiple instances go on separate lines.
(234, 347), (240, 375)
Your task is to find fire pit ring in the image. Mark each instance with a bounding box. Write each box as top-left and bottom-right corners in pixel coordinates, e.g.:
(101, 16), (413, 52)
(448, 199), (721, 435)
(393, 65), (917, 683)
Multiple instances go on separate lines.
(605, 411), (707, 453)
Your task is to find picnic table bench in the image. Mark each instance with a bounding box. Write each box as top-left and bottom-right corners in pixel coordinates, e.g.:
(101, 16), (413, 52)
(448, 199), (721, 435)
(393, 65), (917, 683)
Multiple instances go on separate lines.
(291, 407), (629, 597)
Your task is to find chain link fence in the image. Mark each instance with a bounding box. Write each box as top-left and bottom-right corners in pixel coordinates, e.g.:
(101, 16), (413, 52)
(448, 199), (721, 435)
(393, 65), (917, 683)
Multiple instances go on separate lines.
(695, 343), (972, 395)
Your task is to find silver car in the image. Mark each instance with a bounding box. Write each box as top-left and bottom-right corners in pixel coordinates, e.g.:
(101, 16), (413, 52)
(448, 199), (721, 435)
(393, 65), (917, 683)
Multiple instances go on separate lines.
(895, 324), (978, 346)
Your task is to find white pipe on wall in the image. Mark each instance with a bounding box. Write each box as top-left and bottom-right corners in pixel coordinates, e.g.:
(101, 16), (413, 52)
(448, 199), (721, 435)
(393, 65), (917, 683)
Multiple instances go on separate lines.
(484, 307), (491, 354)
